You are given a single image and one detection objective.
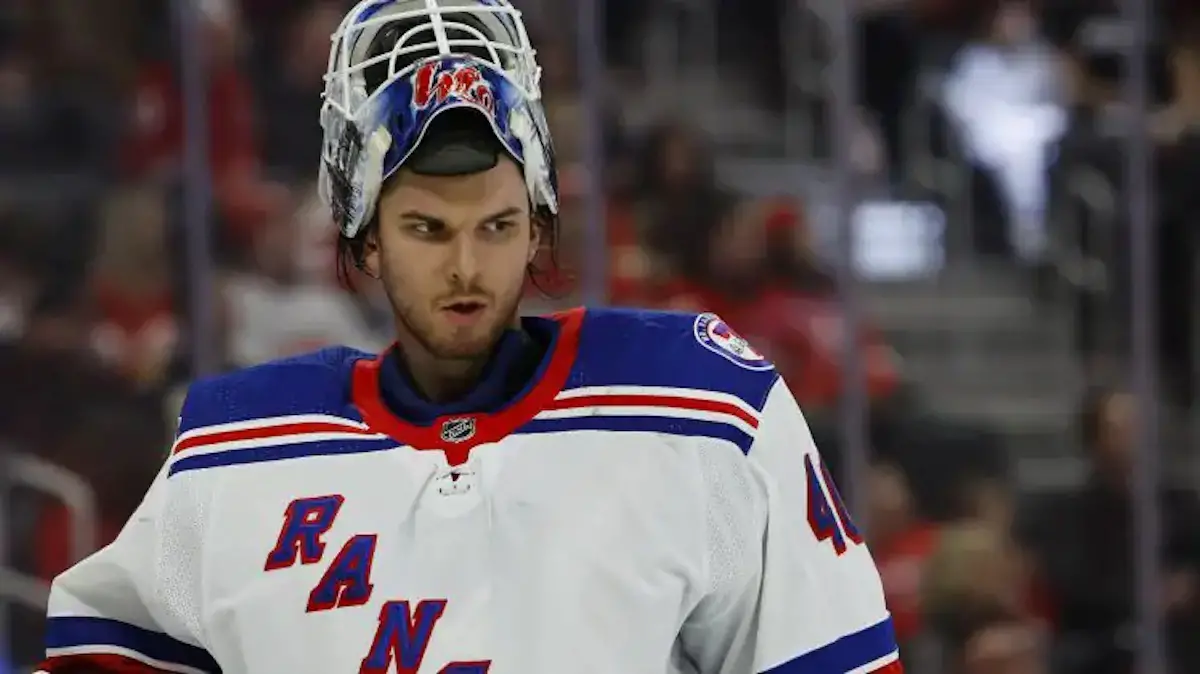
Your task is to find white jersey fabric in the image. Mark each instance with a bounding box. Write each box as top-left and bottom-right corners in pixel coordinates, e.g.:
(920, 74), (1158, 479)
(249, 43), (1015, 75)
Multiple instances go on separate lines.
(41, 308), (901, 674)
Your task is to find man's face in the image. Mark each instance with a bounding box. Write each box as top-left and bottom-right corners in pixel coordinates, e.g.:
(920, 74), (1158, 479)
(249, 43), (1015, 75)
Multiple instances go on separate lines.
(362, 158), (539, 360)
(1096, 392), (1134, 474)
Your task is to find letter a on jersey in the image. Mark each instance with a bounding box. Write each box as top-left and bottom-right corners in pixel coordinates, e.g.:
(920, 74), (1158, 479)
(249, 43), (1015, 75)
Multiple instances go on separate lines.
(307, 534), (377, 612)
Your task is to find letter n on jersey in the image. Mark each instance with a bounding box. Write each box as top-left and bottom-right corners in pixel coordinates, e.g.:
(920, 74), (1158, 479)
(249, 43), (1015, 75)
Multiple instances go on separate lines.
(360, 600), (491, 674)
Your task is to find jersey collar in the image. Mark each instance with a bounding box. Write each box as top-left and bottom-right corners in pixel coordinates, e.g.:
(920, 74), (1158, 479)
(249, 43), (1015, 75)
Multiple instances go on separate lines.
(375, 327), (542, 425)
(352, 307), (584, 465)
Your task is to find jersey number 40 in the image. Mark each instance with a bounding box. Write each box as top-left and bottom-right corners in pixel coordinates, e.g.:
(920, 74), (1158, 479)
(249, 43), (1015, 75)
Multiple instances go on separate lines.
(805, 455), (862, 555)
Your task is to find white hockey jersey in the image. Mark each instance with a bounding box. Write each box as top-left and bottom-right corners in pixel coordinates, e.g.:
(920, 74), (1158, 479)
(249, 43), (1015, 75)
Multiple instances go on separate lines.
(41, 308), (901, 674)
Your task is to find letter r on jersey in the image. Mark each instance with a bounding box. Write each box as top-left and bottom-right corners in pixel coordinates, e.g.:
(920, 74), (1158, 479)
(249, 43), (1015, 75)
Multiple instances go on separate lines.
(264, 495), (345, 570)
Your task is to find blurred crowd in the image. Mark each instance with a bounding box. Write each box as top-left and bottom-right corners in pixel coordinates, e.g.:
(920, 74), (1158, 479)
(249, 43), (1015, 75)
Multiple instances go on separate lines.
(1, 0), (1199, 673)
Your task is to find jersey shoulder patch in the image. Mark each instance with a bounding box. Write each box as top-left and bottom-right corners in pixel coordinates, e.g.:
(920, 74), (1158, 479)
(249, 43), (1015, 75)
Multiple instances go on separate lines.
(569, 308), (778, 414)
(692, 312), (773, 371)
(178, 346), (370, 435)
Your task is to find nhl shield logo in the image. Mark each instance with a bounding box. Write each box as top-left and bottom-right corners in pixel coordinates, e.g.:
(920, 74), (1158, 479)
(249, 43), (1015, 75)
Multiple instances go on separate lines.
(440, 417), (477, 443)
(693, 313), (774, 371)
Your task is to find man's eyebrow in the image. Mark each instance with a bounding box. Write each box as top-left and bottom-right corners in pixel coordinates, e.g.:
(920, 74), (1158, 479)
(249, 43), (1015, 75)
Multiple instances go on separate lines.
(480, 206), (523, 222)
(397, 206), (524, 225)
(399, 210), (445, 225)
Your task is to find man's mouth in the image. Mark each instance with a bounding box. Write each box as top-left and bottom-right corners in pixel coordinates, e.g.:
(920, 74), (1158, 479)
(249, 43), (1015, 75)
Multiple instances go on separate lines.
(441, 300), (488, 322)
(444, 300), (484, 313)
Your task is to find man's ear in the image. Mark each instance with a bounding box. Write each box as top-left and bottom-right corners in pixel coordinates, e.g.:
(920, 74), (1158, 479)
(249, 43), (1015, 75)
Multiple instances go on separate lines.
(527, 213), (543, 265)
(359, 227), (382, 279)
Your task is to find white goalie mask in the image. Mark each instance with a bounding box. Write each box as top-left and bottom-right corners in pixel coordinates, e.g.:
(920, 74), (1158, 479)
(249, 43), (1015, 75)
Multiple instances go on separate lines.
(318, 0), (559, 239)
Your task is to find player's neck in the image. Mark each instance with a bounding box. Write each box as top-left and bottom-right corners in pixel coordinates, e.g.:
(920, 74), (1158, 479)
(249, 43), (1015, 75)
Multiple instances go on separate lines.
(394, 315), (523, 404)
(402, 352), (489, 404)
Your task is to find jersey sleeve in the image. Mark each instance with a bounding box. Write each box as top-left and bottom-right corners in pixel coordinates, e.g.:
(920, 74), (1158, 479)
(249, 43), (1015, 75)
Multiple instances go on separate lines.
(681, 378), (901, 674)
(39, 441), (220, 672)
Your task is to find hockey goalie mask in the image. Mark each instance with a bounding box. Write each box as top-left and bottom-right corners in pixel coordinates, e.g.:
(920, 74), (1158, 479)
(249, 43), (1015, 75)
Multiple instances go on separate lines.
(319, 0), (559, 238)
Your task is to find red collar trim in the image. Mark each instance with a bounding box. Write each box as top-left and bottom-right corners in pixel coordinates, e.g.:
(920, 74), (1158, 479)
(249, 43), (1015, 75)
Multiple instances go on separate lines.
(352, 307), (585, 466)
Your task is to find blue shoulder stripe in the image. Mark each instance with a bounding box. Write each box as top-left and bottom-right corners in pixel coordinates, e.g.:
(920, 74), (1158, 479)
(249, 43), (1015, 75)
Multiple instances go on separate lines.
(565, 308), (778, 413)
(177, 347), (368, 435)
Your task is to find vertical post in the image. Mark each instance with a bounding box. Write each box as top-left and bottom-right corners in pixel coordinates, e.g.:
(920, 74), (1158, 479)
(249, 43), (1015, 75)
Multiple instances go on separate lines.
(576, 0), (609, 306)
(0, 453), (10, 662)
(174, 0), (219, 376)
(781, 0), (802, 157)
(1122, 0), (1165, 671)
(826, 0), (870, 529)
(695, 0), (719, 81)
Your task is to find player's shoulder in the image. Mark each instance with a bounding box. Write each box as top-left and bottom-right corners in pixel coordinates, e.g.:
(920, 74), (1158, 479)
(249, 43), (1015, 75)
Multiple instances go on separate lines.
(178, 346), (371, 435)
(571, 307), (780, 415)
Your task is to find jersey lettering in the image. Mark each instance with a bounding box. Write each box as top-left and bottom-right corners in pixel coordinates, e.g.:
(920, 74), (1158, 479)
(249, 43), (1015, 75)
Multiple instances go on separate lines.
(306, 534), (378, 612)
(805, 455), (861, 554)
(261, 497), (492, 669)
(821, 456), (863, 546)
(264, 495), (345, 570)
(358, 600), (492, 673)
(360, 600), (448, 674)
(441, 662), (493, 673)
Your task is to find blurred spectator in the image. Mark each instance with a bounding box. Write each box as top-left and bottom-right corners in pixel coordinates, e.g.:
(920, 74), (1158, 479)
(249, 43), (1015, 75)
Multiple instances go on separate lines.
(869, 462), (940, 649)
(222, 185), (387, 367)
(1017, 386), (1200, 674)
(86, 182), (181, 389)
(24, 0), (141, 91)
(122, 0), (288, 246)
(257, 0), (342, 181)
(609, 122), (900, 411)
(858, 1), (920, 178)
(0, 23), (115, 175)
(958, 478), (1017, 535)
(653, 194), (900, 412)
(1150, 8), (1200, 407)
(1048, 4), (1200, 407)
(922, 520), (1042, 657)
(958, 613), (1047, 674)
(939, 0), (1067, 264)
(538, 35), (583, 168)
(0, 220), (45, 343)
(605, 121), (733, 306)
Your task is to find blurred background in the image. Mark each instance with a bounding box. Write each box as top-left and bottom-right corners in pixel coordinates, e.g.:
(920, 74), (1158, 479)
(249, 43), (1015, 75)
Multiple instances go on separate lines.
(1, 0), (1198, 672)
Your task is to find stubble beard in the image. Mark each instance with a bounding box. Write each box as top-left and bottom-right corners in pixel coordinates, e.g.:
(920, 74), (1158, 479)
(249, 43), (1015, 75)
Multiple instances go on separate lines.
(392, 284), (523, 362)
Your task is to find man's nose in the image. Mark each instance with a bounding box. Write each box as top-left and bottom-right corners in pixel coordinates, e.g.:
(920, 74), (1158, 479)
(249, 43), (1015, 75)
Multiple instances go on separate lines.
(446, 235), (480, 284)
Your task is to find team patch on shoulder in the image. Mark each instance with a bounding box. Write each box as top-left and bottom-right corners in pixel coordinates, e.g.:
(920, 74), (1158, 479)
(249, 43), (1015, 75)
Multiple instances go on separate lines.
(693, 313), (773, 371)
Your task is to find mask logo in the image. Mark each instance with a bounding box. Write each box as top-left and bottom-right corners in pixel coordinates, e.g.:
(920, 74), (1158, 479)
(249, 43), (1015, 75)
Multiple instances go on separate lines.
(412, 61), (496, 116)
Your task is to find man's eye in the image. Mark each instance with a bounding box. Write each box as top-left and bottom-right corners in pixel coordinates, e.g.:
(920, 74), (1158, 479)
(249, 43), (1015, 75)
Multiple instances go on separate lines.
(484, 220), (515, 233)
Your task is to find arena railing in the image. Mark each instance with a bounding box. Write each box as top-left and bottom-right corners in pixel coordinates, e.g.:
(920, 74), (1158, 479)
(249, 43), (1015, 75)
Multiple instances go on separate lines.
(0, 452), (98, 660)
